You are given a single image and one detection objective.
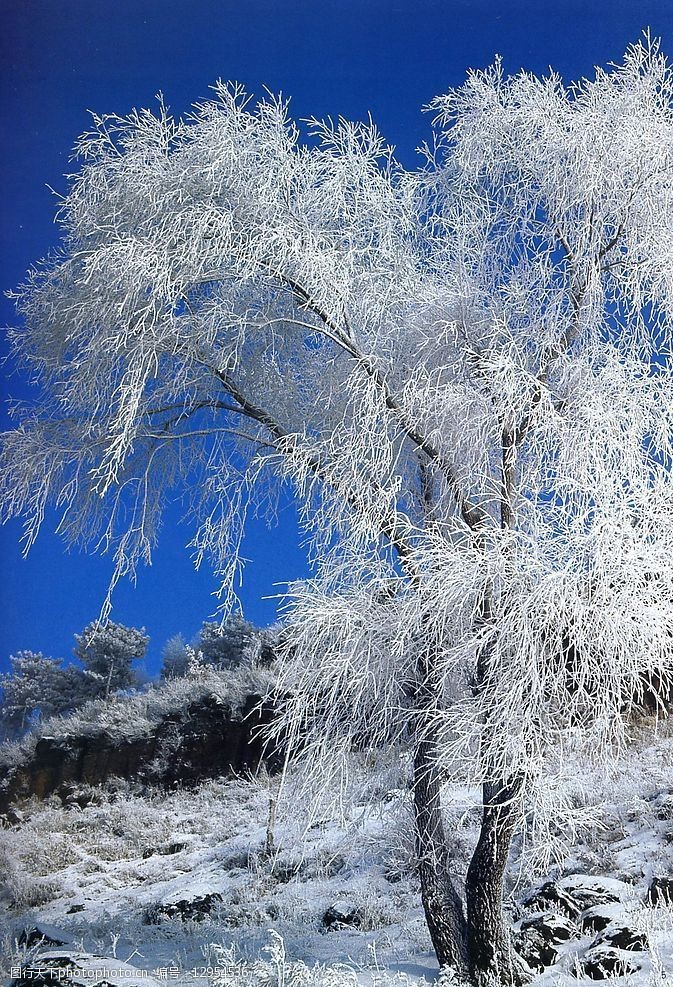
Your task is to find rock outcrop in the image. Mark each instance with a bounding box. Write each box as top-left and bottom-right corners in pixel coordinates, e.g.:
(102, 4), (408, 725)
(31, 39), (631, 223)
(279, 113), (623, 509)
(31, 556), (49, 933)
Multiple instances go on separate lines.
(514, 874), (648, 977)
(0, 692), (277, 814)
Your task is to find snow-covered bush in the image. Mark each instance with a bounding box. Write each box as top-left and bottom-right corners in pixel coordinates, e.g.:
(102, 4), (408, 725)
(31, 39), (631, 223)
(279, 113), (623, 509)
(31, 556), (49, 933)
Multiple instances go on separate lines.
(1, 620), (150, 739)
(198, 616), (257, 669)
(160, 633), (190, 679)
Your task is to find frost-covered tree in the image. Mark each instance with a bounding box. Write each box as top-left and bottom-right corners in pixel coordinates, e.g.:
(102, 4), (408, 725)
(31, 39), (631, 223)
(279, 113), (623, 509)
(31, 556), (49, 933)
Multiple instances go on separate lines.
(73, 621), (148, 699)
(0, 623), (147, 737)
(160, 615), (264, 678)
(0, 651), (87, 735)
(2, 37), (673, 983)
(197, 615), (258, 668)
(160, 633), (190, 679)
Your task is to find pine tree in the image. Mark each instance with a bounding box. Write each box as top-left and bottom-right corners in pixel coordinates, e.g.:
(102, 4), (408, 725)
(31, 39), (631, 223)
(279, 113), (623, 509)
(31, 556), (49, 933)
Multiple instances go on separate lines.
(0, 651), (88, 735)
(73, 622), (148, 699)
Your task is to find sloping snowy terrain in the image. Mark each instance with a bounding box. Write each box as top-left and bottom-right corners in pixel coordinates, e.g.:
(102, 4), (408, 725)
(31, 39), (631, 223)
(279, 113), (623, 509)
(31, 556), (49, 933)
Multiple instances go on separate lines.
(1, 719), (673, 986)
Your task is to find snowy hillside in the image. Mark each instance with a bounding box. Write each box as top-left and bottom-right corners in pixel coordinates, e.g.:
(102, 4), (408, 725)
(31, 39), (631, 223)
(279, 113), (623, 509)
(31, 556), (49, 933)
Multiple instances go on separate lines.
(2, 717), (673, 986)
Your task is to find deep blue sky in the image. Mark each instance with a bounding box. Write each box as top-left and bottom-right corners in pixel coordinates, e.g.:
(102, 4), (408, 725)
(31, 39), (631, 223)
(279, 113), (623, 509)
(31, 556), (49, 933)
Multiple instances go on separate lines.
(1, 0), (671, 674)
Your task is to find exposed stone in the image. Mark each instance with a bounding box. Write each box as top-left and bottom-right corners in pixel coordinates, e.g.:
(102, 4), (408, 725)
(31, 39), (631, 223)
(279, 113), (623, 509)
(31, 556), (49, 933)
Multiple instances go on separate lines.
(558, 875), (626, 910)
(18, 923), (72, 949)
(580, 905), (618, 935)
(143, 892), (223, 925)
(10, 950), (163, 986)
(520, 911), (577, 941)
(644, 789), (673, 821)
(1, 806), (24, 826)
(513, 927), (558, 971)
(142, 841), (188, 859)
(57, 784), (101, 809)
(520, 881), (581, 920)
(322, 900), (363, 930)
(592, 925), (648, 952)
(0, 694), (278, 813)
(514, 911), (579, 971)
(579, 946), (640, 979)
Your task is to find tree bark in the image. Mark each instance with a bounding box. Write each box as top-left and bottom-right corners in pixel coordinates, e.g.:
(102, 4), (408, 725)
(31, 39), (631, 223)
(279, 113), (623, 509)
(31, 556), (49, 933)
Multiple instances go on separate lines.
(413, 731), (470, 978)
(465, 775), (526, 986)
(412, 531), (526, 983)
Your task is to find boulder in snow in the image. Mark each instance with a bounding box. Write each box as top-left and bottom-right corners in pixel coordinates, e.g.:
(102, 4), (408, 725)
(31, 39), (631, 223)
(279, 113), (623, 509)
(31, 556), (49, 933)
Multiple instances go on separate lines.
(143, 891), (223, 924)
(514, 911), (578, 971)
(520, 881), (581, 920)
(322, 900), (363, 930)
(141, 840), (188, 859)
(18, 922), (72, 949)
(578, 946), (640, 980)
(10, 950), (164, 987)
(591, 925), (648, 952)
(558, 874), (628, 910)
(513, 926), (558, 972)
(580, 903), (622, 935)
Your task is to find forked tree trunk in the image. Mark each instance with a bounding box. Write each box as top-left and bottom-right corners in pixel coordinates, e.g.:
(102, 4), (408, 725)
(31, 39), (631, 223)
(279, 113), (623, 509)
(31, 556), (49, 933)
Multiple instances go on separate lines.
(412, 587), (526, 983)
(413, 732), (470, 978)
(465, 776), (526, 985)
(413, 739), (526, 985)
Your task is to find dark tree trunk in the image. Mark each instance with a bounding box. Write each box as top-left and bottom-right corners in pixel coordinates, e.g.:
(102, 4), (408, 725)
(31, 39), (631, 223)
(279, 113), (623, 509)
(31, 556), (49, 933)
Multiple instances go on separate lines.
(412, 582), (526, 984)
(413, 732), (470, 977)
(465, 775), (525, 985)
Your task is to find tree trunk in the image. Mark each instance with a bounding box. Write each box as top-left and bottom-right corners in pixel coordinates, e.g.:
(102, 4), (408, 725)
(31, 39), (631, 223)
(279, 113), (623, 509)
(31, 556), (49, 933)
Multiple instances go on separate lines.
(465, 775), (526, 986)
(413, 732), (470, 977)
(412, 586), (526, 984)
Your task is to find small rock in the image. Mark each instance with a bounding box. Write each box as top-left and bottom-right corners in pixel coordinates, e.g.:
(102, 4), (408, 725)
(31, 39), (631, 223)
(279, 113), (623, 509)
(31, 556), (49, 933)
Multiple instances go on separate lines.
(66, 904), (85, 915)
(514, 911), (578, 971)
(645, 789), (673, 820)
(520, 911), (578, 943)
(513, 927), (558, 971)
(142, 841), (188, 859)
(581, 908), (615, 935)
(647, 876), (673, 905)
(270, 860), (300, 884)
(143, 892), (222, 924)
(558, 875), (626, 911)
(322, 901), (363, 930)
(592, 925), (648, 952)
(10, 950), (163, 987)
(579, 946), (640, 980)
(520, 881), (581, 920)
(57, 784), (99, 809)
(18, 923), (72, 949)
(163, 841), (188, 855)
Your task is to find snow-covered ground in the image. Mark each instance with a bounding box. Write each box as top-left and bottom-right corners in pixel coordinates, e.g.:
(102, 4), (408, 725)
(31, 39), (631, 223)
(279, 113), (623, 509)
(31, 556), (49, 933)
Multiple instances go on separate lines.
(2, 719), (673, 986)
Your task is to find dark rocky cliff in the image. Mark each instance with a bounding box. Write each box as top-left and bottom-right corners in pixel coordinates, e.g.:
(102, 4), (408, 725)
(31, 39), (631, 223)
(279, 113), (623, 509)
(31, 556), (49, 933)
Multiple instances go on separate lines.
(0, 691), (278, 814)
